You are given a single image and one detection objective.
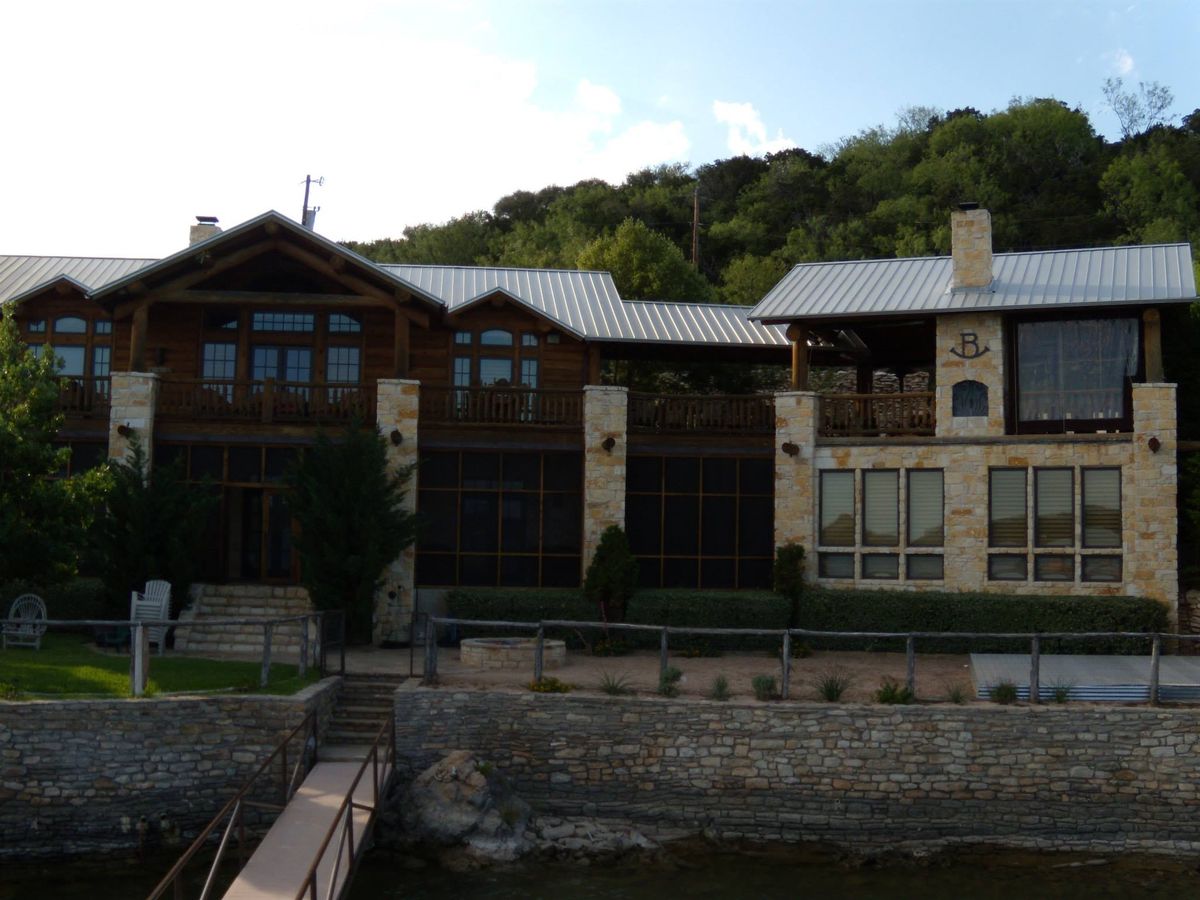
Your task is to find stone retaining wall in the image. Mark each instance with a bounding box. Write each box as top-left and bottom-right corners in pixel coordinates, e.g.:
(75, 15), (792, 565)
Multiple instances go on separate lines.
(0, 677), (340, 860)
(175, 584), (313, 656)
(394, 684), (1200, 856)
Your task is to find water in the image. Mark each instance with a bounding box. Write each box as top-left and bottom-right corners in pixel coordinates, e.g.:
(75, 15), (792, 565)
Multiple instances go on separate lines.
(348, 847), (1200, 899)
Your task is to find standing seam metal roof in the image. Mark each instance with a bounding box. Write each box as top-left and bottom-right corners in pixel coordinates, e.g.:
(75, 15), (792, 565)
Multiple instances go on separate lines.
(750, 243), (1197, 322)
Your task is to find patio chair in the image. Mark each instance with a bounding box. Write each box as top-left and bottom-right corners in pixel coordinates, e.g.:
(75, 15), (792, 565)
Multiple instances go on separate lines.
(3, 594), (48, 650)
(131, 579), (172, 655)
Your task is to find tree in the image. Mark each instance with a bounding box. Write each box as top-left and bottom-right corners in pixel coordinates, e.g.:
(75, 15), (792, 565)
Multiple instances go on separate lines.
(583, 525), (638, 624)
(1103, 78), (1175, 139)
(719, 254), (789, 306)
(576, 218), (716, 301)
(286, 425), (417, 642)
(0, 317), (104, 585)
(88, 436), (213, 616)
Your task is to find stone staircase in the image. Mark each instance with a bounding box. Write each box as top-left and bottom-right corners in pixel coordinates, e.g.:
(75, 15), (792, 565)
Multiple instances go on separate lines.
(175, 584), (312, 656)
(321, 674), (403, 761)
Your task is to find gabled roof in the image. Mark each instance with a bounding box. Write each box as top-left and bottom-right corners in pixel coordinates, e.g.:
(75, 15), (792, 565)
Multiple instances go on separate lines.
(0, 255), (154, 305)
(387, 264), (788, 346)
(750, 243), (1198, 323)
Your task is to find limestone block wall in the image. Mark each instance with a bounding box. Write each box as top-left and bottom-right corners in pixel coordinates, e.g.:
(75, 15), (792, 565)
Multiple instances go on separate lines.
(107, 372), (159, 463)
(375, 379), (421, 644)
(1129, 384), (1178, 616)
(394, 685), (1200, 856)
(582, 386), (628, 572)
(773, 391), (818, 557)
(175, 584), (313, 656)
(934, 312), (1005, 438)
(0, 678), (340, 860)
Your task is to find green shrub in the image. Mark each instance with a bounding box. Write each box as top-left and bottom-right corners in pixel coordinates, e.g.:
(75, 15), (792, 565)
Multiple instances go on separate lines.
(751, 674), (778, 701)
(814, 668), (852, 702)
(990, 680), (1019, 705)
(1, 577), (112, 621)
(874, 677), (914, 705)
(584, 525), (638, 623)
(944, 682), (971, 704)
(528, 676), (572, 694)
(796, 588), (1166, 654)
(1050, 681), (1074, 704)
(773, 542), (806, 626)
(708, 674), (731, 701)
(658, 665), (683, 697)
(599, 671), (634, 696)
(591, 636), (632, 657)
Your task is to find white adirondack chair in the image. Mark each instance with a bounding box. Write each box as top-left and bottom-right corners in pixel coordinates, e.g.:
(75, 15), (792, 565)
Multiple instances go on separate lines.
(3, 594), (47, 650)
(131, 579), (172, 655)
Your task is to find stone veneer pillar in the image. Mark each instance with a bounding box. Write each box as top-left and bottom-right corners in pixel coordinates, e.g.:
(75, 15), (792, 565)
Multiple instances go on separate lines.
(773, 391), (818, 581)
(582, 385), (628, 573)
(374, 379), (420, 644)
(934, 312), (1005, 438)
(1130, 383), (1179, 621)
(107, 372), (159, 464)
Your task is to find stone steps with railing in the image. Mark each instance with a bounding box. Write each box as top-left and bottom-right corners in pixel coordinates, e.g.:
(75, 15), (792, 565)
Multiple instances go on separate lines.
(175, 584), (312, 656)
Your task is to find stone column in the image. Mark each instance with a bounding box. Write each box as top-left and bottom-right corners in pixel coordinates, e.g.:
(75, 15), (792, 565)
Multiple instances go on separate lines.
(107, 372), (159, 465)
(582, 385), (628, 574)
(773, 391), (818, 580)
(1129, 383), (1178, 622)
(374, 379), (421, 645)
(934, 312), (1005, 438)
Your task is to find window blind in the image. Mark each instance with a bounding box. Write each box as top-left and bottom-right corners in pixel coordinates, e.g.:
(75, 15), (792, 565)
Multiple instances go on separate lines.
(989, 469), (1027, 547)
(907, 470), (944, 547)
(863, 471), (899, 546)
(819, 471), (855, 546)
(1035, 469), (1074, 547)
(1082, 468), (1121, 548)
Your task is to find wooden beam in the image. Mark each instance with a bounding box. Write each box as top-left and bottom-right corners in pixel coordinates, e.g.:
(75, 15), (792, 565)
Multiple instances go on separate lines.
(112, 240), (277, 317)
(786, 323), (809, 390)
(130, 302), (149, 371)
(586, 345), (601, 385)
(394, 310), (410, 378)
(156, 289), (397, 308)
(1143, 308), (1164, 382)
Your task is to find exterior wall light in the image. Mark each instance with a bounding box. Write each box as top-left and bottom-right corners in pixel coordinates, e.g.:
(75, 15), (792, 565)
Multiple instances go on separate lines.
(781, 441), (800, 456)
(601, 436), (616, 452)
(1148, 436), (1161, 453)
(390, 430), (404, 446)
(117, 423), (134, 438)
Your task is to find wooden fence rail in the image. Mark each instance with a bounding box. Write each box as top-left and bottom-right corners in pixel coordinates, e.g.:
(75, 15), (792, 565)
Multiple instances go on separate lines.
(157, 378), (376, 424)
(628, 393), (775, 434)
(819, 392), (935, 436)
(419, 386), (584, 428)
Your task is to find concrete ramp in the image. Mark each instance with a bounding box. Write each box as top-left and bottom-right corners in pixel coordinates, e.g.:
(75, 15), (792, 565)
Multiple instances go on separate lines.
(223, 758), (390, 900)
(971, 653), (1200, 702)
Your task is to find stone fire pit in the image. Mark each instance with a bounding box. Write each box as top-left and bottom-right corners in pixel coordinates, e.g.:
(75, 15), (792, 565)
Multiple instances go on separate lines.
(460, 637), (566, 670)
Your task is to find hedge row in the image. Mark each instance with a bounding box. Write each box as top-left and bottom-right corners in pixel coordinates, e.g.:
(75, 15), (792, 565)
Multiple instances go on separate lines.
(445, 586), (1168, 655)
(0, 578), (113, 622)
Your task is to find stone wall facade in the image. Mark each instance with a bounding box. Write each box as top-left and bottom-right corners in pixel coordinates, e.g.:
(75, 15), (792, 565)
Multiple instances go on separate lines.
(773, 391), (818, 550)
(394, 685), (1200, 855)
(934, 312), (1005, 438)
(375, 379), (421, 644)
(175, 584), (313, 655)
(107, 371), (159, 464)
(582, 386), (628, 572)
(0, 678), (340, 860)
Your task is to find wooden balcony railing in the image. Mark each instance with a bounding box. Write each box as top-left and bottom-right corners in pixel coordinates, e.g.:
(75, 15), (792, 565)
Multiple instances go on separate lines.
(419, 386), (583, 428)
(819, 392), (935, 437)
(156, 379), (376, 424)
(55, 376), (110, 417)
(628, 393), (776, 434)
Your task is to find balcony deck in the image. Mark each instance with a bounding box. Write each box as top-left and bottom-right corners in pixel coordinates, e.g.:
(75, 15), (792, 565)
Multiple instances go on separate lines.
(157, 378), (376, 425)
(55, 376), (110, 419)
(628, 393), (775, 435)
(819, 392), (935, 437)
(419, 386), (584, 429)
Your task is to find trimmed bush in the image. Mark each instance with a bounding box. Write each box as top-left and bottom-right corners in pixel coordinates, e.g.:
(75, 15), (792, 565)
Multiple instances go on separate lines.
(584, 525), (638, 623)
(1, 577), (111, 622)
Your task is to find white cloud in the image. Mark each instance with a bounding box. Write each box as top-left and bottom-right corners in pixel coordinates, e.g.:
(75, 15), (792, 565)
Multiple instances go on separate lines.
(1110, 48), (1136, 75)
(712, 100), (797, 156)
(575, 80), (622, 121)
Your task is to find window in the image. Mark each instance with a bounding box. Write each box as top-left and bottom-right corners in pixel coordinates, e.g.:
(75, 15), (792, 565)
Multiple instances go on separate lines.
(861, 553), (899, 579)
(454, 331), (472, 345)
(252, 312), (314, 332)
(329, 313), (361, 334)
(480, 329), (513, 346)
(253, 347), (312, 383)
(520, 359), (538, 388)
(92, 346), (111, 381)
(50, 346), (86, 376)
(906, 554), (944, 580)
(521, 333), (538, 347)
(202, 343), (237, 380)
(206, 310), (239, 330)
(94, 319), (113, 335)
(326, 346), (360, 384)
(988, 555), (1027, 581)
(989, 469), (1027, 547)
(862, 470), (899, 546)
(1015, 318), (1138, 432)
(479, 358), (513, 385)
(818, 553), (854, 578)
(1083, 556), (1122, 583)
(453, 357), (471, 387)
(819, 471), (855, 546)
(1082, 468), (1121, 548)
(54, 316), (87, 334)
(28, 320), (46, 333)
(1035, 468), (1073, 547)
(1035, 555), (1074, 582)
(907, 470), (944, 546)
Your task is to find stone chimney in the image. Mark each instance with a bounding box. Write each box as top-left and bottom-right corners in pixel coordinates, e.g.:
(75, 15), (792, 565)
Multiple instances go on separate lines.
(950, 204), (992, 290)
(189, 215), (221, 245)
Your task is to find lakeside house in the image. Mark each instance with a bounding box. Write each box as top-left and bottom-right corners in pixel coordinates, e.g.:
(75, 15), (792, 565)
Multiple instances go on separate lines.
(0, 206), (1192, 640)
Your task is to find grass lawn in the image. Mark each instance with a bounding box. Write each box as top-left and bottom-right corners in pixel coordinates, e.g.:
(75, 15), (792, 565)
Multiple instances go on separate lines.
(0, 633), (320, 699)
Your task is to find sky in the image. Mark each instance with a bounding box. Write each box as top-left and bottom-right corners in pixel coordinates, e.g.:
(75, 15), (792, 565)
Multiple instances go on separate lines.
(2, 0), (1197, 258)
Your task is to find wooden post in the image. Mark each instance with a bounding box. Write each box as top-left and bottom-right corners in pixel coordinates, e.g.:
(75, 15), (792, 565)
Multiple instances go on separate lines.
(1150, 633), (1161, 706)
(1029, 635), (1040, 704)
(905, 635), (915, 697)
(586, 345), (602, 385)
(786, 324), (809, 391)
(129, 301), (149, 371)
(659, 628), (669, 684)
(394, 309), (410, 378)
(781, 633), (791, 700)
(1143, 309), (1164, 383)
(262, 378), (275, 424)
(534, 625), (545, 683)
(299, 616), (309, 679)
(130, 623), (148, 697)
(260, 623), (273, 688)
(423, 618), (437, 683)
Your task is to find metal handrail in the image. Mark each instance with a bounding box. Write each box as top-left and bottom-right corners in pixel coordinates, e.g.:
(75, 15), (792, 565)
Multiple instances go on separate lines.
(146, 711), (319, 899)
(294, 714), (396, 900)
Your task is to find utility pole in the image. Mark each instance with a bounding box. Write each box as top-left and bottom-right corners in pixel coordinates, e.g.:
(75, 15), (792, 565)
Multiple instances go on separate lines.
(691, 186), (700, 268)
(301, 175), (324, 229)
